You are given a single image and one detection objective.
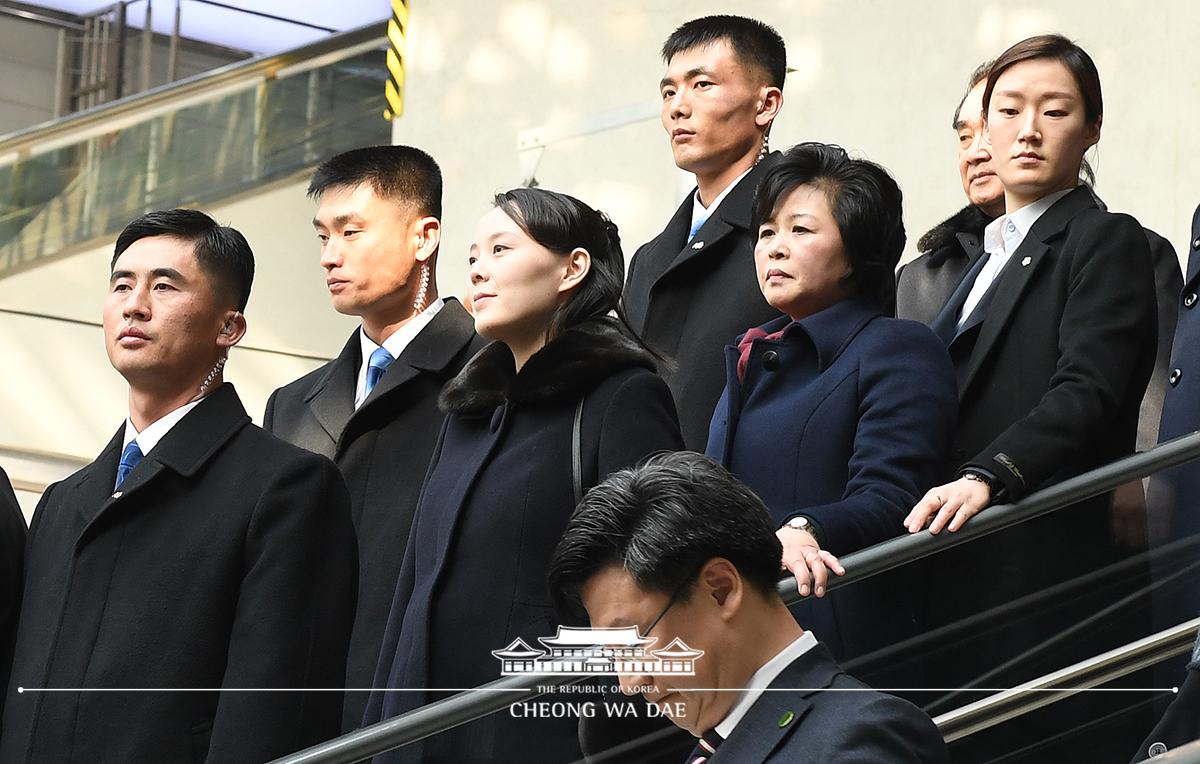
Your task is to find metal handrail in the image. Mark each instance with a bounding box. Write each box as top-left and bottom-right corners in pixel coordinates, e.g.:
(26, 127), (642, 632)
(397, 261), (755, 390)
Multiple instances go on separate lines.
(1155, 739), (1200, 762)
(934, 617), (1200, 741)
(271, 430), (1200, 764)
(0, 20), (386, 159)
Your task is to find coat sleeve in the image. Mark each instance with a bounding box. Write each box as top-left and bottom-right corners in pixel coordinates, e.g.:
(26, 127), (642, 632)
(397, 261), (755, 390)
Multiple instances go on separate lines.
(0, 468), (27, 720)
(967, 212), (1157, 498)
(791, 322), (957, 556)
(594, 371), (684, 481)
(827, 694), (950, 764)
(205, 451), (358, 762)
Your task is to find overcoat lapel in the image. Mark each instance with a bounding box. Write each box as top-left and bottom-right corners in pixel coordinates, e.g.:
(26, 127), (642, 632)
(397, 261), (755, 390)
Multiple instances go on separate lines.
(351, 299), (478, 433)
(305, 331), (360, 447)
(958, 187), (1097, 397)
(75, 384), (251, 544)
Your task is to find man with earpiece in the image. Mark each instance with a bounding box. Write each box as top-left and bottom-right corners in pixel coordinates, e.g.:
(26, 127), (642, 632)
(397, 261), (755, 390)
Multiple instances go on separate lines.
(0, 209), (358, 763)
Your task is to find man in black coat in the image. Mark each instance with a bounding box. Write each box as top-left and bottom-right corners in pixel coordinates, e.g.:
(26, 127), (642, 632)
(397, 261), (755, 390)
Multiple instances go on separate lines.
(623, 15), (785, 450)
(1, 209), (357, 763)
(0, 466), (25, 721)
(896, 63), (999, 324)
(550, 451), (948, 764)
(263, 146), (485, 729)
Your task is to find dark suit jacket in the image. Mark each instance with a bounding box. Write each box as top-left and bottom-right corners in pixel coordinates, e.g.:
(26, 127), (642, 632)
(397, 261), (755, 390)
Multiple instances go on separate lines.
(0, 466), (25, 721)
(923, 186), (1157, 697)
(705, 300), (956, 665)
(710, 642), (948, 763)
(896, 204), (990, 325)
(1, 384), (357, 764)
(624, 155), (783, 450)
(263, 297), (484, 729)
(364, 319), (683, 763)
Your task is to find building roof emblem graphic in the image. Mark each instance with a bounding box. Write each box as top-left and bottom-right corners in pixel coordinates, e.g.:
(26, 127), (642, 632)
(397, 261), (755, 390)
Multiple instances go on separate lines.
(491, 626), (704, 676)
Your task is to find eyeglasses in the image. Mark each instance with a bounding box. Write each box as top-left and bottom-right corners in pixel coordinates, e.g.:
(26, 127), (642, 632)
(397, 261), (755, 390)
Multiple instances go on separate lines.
(643, 571), (698, 638)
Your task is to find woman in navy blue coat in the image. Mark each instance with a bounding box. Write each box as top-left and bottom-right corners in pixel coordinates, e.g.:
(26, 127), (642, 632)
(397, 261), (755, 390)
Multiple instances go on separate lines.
(706, 143), (957, 670)
(363, 188), (683, 763)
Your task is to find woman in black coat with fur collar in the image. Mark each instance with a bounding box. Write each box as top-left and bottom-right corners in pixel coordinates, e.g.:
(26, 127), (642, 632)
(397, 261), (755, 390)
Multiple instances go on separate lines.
(363, 188), (684, 763)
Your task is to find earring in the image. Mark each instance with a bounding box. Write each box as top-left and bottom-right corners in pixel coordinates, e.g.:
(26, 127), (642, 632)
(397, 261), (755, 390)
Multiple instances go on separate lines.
(757, 135), (770, 164)
(412, 262), (430, 316)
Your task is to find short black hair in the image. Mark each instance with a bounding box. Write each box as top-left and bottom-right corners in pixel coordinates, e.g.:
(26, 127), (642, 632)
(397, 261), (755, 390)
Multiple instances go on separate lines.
(951, 59), (994, 128)
(307, 144), (442, 218)
(112, 209), (255, 311)
(662, 15), (787, 90)
(548, 451), (784, 621)
(751, 142), (905, 309)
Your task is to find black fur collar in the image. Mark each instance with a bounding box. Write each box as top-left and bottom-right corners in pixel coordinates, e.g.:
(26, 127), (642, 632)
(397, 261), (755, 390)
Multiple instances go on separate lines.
(916, 204), (995, 256)
(439, 318), (657, 415)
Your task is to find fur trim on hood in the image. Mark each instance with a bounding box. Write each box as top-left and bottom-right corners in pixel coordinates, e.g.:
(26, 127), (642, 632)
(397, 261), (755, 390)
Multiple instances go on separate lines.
(439, 317), (657, 415)
(916, 204), (994, 259)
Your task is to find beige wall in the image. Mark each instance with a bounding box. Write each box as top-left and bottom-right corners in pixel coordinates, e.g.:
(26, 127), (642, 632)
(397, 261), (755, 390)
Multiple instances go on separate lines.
(2, 0), (1197, 488)
(399, 0), (1198, 300)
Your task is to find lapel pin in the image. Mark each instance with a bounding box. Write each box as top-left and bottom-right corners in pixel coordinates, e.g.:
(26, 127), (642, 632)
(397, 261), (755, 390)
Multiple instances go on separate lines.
(111, 491), (123, 499)
(1021, 256), (1032, 267)
(778, 710), (795, 728)
(692, 241), (704, 250)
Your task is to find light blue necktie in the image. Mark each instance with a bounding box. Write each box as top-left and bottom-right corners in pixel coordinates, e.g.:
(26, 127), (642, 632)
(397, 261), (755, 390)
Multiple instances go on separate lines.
(688, 213), (708, 243)
(364, 347), (396, 398)
(115, 441), (143, 489)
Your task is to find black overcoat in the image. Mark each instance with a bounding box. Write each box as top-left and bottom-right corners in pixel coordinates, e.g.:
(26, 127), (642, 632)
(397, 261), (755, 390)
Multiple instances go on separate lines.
(923, 187), (1158, 696)
(1, 384), (357, 763)
(623, 155), (783, 450)
(0, 466), (25, 721)
(363, 319), (683, 763)
(895, 204), (990, 325)
(263, 297), (485, 729)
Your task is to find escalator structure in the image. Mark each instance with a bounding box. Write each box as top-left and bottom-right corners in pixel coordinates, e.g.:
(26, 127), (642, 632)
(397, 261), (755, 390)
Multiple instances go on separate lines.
(0, 21), (390, 279)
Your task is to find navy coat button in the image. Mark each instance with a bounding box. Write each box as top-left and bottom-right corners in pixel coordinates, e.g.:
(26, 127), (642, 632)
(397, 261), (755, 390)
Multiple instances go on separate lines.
(1148, 741), (1168, 756)
(1170, 368), (1183, 387)
(761, 350), (781, 371)
(1186, 292), (1197, 309)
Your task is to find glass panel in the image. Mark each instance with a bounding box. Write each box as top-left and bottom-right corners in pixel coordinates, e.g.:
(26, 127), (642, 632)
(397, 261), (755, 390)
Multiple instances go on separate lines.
(0, 48), (389, 274)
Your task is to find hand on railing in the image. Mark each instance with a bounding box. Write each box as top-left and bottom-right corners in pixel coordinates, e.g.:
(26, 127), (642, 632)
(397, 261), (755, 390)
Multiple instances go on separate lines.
(777, 525), (844, 598)
(904, 475), (992, 535)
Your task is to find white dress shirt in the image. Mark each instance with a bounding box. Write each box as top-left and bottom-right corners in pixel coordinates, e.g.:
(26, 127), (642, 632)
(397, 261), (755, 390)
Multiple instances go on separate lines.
(690, 166), (755, 240)
(354, 297), (445, 408)
(957, 187), (1075, 330)
(121, 398), (204, 455)
(713, 630), (819, 739)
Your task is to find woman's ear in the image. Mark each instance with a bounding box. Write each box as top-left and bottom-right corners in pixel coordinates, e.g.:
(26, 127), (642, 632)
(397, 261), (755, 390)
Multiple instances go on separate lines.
(559, 247), (591, 294)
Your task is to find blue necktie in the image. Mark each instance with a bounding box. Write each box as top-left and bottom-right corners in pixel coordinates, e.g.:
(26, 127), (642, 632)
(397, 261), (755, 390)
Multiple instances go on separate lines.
(688, 214), (708, 243)
(364, 347), (396, 398)
(115, 441), (143, 489)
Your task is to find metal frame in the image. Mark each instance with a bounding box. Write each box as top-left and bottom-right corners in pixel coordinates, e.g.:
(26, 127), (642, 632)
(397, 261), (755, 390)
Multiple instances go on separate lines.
(269, 430), (1200, 764)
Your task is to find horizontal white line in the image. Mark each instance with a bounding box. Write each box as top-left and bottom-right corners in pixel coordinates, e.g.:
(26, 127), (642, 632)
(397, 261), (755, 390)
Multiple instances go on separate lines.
(16, 686), (1179, 694)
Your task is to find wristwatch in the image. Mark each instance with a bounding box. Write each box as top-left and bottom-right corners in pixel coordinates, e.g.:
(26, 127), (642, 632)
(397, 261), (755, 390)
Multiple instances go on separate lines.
(961, 469), (1000, 496)
(785, 515), (821, 546)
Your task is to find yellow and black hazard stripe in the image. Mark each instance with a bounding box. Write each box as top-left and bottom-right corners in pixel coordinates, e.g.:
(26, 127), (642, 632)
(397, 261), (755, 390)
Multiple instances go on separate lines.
(384, 0), (408, 120)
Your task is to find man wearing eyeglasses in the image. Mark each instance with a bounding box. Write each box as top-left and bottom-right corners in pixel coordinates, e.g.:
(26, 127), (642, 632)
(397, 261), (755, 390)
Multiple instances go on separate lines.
(549, 451), (947, 763)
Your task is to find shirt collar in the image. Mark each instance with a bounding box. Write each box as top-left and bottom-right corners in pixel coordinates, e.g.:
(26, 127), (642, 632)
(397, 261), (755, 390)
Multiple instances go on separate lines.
(714, 631), (819, 739)
(983, 186), (1076, 256)
(122, 397), (205, 456)
(691, 166), (755, 233)
(355, 297), (446, 407)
